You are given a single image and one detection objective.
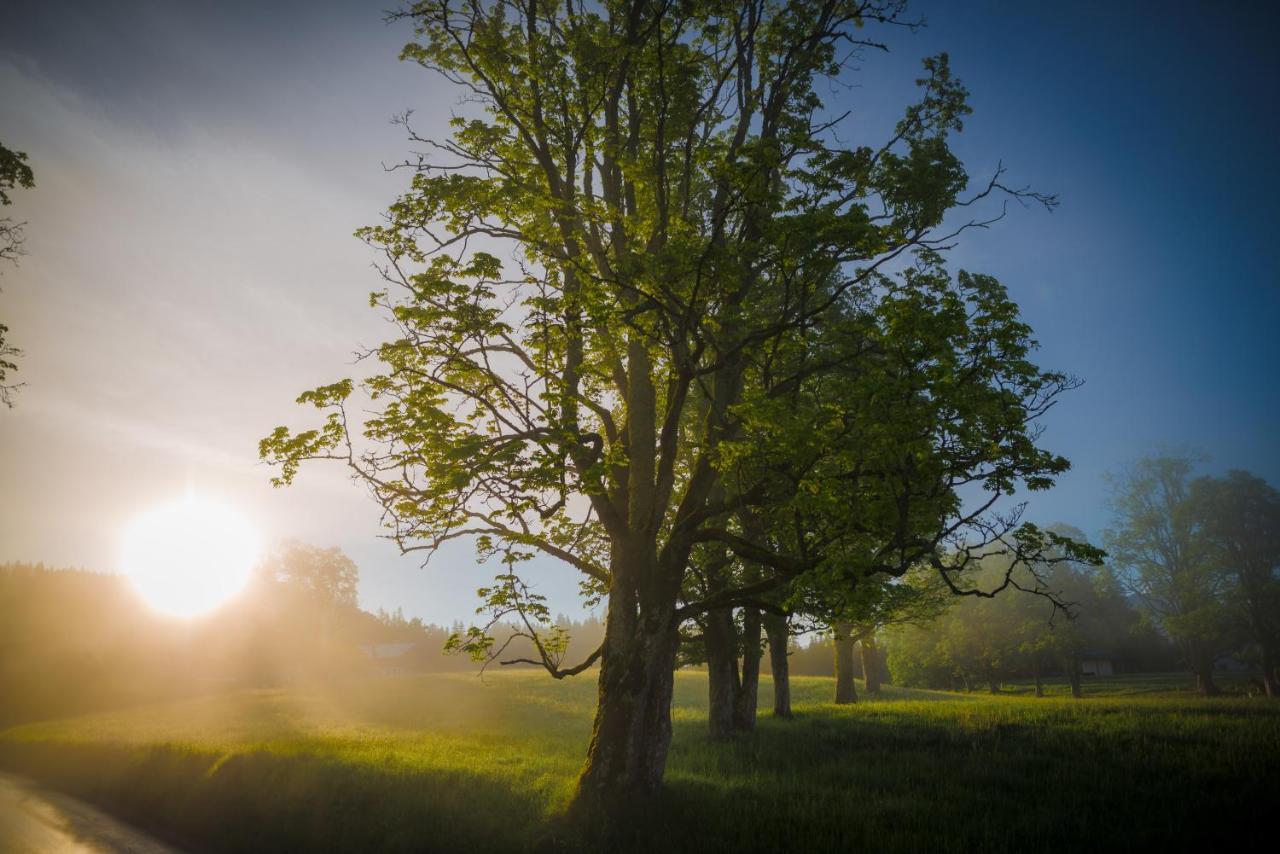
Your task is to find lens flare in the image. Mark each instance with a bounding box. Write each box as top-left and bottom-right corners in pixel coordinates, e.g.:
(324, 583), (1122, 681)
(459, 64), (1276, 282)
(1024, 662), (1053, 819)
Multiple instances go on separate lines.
(121, 495), (260, 617)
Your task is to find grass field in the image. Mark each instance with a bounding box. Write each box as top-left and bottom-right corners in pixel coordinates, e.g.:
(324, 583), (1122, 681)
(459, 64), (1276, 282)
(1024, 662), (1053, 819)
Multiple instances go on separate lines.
(2, 672), (1277, 852)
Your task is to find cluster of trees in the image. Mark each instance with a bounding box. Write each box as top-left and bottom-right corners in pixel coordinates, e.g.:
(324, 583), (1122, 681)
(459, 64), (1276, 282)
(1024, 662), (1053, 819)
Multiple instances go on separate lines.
(0, 555), (376, 725)
(261, 0), (1100, 810)
(883, 545), (1174, 697)
(1106, 456), (1280, 696)
(861, 459), (1280, 700)
(0, 562), (176, 725)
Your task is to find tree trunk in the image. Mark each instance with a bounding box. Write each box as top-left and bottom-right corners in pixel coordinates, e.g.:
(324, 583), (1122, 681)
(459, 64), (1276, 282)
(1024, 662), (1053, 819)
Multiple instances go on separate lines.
(1261, 643), (1277, 698)
(1032, 655), (1044, 698)
(859, 635), (882, 695)
(1068, 655), (1083, 699)
(575, 585), (680, 808)
(988, 678), (1000, 695)
(704, 606), (740, 738)
(763, 612), (792, 718)
(833, 624), (857, 704)
(734, 606), (761, 731)
(1193, 646), (1220, 696)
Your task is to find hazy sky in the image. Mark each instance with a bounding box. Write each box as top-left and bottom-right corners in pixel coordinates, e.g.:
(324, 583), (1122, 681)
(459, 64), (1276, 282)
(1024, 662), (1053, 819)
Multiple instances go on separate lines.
(1, 0), (1277, 625)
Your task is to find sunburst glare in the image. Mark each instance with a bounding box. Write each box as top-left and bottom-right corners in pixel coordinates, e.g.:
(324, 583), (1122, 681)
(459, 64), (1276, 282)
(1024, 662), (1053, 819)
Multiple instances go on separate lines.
(120, 494), (260, 618)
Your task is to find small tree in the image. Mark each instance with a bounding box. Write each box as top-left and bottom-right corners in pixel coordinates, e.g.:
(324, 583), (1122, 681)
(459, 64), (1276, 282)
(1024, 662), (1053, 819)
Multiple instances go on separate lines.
(820, 567), (950, 703)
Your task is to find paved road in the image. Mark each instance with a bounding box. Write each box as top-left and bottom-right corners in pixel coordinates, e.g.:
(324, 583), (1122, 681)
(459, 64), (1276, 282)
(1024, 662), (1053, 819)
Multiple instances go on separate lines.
(0, 773), (182, 853)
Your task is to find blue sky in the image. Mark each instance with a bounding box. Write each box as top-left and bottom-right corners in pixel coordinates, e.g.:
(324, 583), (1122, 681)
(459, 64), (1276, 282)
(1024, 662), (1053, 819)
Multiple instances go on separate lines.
(896, 1), (1280, 534)
(0, 0), (1276, 625)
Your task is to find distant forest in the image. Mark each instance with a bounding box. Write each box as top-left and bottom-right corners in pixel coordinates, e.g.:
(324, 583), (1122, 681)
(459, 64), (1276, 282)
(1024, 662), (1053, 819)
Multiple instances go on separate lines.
(0, 555), (603, 726)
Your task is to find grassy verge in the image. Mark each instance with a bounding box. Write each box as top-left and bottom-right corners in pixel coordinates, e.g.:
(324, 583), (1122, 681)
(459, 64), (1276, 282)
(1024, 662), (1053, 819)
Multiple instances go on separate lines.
(2, 673), (1277, 852)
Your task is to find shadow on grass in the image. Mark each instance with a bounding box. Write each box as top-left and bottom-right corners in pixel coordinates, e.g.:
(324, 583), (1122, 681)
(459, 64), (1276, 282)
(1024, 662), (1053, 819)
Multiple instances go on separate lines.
(0, 740), (551, 853)
(3, 691), (1278, 853)
(625, 706), (1279, 854)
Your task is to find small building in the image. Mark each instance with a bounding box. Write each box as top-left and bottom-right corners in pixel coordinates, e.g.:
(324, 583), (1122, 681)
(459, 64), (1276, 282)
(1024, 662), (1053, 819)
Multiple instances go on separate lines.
(359, 642), (417, 675)
(1213, 654), (1253, 672)
(1080, 651), (1115, 677)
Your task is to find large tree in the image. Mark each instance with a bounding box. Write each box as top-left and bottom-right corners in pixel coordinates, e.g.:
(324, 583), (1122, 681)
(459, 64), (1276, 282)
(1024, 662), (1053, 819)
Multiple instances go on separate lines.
(262, 0), (1091, 808)
(1106, 455), (1235, 695)
(1193, 471), (1280, 696)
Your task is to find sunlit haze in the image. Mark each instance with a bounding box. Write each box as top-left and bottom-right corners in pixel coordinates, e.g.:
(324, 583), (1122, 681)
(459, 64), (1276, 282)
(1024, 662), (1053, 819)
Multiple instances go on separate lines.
(0, 0), (1275, 626)
(120, 494), (259, 618)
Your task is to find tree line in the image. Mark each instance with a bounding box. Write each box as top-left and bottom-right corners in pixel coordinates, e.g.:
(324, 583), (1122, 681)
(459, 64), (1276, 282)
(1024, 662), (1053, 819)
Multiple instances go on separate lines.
(807, 457), (1278, 700)
(0, 545), (603, 725)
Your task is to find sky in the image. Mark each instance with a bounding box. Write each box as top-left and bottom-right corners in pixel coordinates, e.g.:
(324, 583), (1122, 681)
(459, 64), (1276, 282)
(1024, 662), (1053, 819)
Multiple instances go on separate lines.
(1, 0), (1277, 626)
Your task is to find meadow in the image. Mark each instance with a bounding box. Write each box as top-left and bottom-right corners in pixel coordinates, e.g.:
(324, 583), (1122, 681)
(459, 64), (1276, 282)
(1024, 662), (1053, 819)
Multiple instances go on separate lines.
(1, 671), (1277, 852)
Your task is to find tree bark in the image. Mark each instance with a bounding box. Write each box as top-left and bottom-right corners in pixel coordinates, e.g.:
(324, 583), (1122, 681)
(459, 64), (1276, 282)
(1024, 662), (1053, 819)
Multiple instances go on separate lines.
(1067, 654), (1083, 699)
(576, 630), (678, 804)
(734, 606), (761, 731)
(859, 635), (882, 695)
(833, 624), (857, 704)
(763, 612), (792, 718)
(704, 606), (740, 738)
(575, 547), (681, 809)
(1032, 655), (1044, 698)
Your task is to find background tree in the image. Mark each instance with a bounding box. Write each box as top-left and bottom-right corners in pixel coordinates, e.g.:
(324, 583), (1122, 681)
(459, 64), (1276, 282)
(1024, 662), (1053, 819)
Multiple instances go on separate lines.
(820, 566), (950, 703)
(1031, 559), (1104, 698)
(259, 541), (360, 609)
(862, 569), (949, 697)
(1017, 525), (1119, 698)
(0, 140), (35, 408)
(1193, 470), (1280, 696)
(683, 254), (1099, 728)
(1105, 454), (1235, 695)
(885, 540), (1146, 697)
(262, 0), (1092, 808)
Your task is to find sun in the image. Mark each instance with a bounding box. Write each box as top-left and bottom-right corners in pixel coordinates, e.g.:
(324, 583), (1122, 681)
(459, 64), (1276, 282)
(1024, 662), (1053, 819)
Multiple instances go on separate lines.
(121, 494), (261, 618)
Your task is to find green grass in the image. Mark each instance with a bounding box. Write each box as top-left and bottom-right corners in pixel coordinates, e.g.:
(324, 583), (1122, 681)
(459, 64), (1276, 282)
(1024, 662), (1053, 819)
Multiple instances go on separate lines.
(996, 671), (1264, 698)
(2, 672), (1277, 852)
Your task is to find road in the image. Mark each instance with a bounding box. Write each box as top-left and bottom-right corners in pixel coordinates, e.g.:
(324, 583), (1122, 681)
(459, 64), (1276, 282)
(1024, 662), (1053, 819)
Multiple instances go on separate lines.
(0, 773), (182, 853)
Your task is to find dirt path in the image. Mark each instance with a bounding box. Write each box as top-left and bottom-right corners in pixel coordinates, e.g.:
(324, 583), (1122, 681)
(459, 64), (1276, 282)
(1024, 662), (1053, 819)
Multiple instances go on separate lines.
(0, 772), (182, 853)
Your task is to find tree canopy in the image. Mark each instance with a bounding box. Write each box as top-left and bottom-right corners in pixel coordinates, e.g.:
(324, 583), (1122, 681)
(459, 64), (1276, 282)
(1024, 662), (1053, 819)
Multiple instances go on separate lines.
(0, 139), (35, 408)
(1191, 469), (1280, 695)
(262, 0), (1097, 803)
(259, 541), (361, 609)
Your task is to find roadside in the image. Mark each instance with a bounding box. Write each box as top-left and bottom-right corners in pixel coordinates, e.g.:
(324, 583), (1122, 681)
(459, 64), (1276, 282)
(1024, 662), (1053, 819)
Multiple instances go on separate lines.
(0, 772), (182, 853)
